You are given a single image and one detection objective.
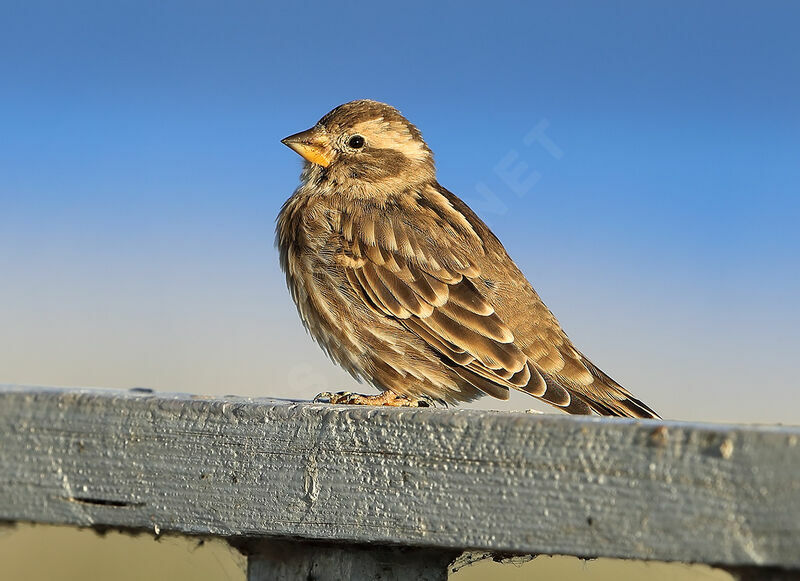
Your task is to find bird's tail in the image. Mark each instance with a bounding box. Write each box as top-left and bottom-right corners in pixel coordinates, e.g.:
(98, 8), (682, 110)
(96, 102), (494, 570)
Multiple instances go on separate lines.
(576, 358), (661, 419)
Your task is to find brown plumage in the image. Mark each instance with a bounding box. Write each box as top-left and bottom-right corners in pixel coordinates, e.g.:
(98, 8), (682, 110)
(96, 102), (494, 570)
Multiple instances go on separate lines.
(278, 99), (659, 418)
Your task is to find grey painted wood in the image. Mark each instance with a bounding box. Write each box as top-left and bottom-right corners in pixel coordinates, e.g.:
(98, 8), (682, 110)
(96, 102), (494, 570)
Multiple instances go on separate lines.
(1, 385), (799, 571)
(240, 539), (457, 581)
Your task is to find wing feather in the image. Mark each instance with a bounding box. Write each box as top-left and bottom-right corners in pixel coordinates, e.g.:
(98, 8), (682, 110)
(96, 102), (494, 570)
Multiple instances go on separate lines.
(424, 309), (525, 372)
(447, 282), (494, 315)
(437, 301), (514, 344)
(404, 319), (475, 366)
(374, 266), (434, 318)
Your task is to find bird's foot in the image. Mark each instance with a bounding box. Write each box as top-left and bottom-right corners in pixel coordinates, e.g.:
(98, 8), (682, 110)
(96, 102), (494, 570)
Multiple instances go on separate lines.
(313, 390), (433, 407)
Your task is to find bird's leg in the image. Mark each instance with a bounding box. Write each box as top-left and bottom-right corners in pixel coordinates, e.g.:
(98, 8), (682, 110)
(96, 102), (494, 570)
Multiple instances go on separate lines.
(313, 390), (433, 407)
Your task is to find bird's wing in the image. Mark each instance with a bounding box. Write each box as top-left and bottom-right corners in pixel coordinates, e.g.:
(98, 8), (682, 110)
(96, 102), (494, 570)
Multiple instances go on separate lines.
(337, 185), (659, 418)
(337, 188), (561, 405)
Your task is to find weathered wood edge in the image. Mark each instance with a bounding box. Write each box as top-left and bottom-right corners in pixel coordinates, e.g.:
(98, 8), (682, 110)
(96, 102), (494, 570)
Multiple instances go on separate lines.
(1, 385), (798, 570)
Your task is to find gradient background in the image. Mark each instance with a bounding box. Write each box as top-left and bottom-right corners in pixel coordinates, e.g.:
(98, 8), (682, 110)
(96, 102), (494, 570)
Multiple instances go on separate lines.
(2, 0), (799, 427)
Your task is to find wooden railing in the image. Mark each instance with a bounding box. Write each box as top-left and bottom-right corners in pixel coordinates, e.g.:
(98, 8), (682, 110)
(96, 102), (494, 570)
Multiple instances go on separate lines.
(1, 385), (798, 580)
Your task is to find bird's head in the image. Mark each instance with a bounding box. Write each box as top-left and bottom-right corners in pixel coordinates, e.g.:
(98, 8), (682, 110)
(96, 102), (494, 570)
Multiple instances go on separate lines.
(282, 100), (435, 194)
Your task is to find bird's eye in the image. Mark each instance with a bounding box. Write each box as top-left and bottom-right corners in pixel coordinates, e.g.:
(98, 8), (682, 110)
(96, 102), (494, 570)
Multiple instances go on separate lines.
(347, 135), (365, 149)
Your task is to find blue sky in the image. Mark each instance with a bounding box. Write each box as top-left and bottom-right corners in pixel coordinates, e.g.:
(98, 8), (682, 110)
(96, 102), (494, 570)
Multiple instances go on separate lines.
(1, 1), (798, 422)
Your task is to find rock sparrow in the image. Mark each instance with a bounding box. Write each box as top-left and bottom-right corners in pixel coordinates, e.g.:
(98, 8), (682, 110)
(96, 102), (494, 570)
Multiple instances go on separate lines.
(279, 100), (659, 418)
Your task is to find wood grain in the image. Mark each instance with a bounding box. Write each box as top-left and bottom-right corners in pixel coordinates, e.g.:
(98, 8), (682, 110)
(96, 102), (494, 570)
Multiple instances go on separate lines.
(1, 385), (798, 569)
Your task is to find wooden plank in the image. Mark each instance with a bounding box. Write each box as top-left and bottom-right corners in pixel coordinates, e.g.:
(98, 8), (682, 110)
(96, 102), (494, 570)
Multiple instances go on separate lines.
(0, 385), (798, 569)
(238, 539), (457, 581)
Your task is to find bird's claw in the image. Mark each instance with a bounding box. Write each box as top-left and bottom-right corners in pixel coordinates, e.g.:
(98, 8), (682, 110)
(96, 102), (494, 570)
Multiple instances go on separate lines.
(312, 391), (434, 407)
(313, 391), (338, 403)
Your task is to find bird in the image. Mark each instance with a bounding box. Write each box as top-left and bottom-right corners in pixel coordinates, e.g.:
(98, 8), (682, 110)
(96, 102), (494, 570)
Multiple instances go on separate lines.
(278, 99), (659, 419)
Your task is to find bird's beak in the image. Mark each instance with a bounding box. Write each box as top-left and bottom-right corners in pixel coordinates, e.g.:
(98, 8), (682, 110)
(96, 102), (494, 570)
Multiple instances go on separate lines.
(281, 126), (333, 167)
